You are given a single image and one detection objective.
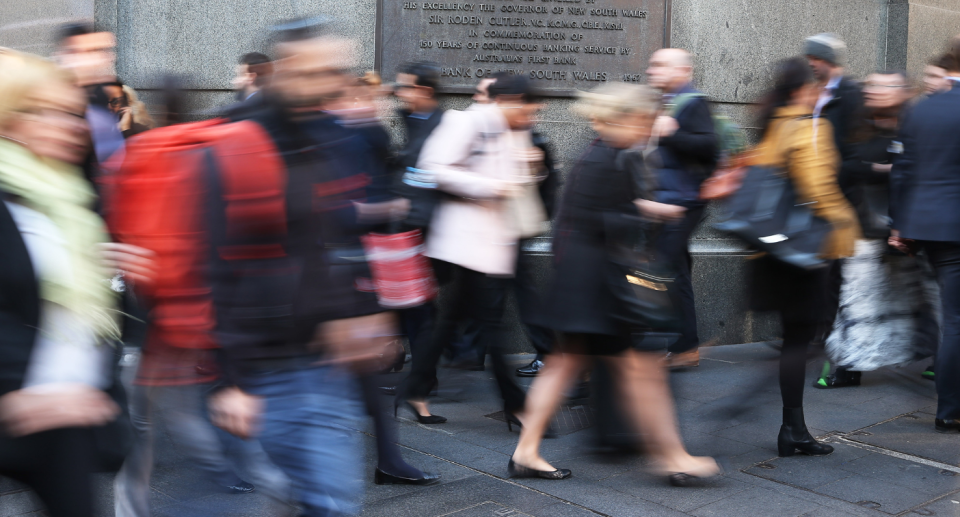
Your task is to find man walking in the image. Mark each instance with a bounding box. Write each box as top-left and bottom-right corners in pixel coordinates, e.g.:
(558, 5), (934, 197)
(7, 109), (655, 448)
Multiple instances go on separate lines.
(646, 48), (718, 368)
(890, 37), (960, 433)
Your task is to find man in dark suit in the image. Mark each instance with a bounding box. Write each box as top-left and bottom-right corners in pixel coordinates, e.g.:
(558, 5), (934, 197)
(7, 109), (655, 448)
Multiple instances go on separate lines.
(890, 38), (960, 432)
(646, 48), (718, 368)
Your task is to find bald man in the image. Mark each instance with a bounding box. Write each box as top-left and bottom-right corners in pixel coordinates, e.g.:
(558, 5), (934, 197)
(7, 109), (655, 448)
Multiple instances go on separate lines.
(646, 48), (718, 368)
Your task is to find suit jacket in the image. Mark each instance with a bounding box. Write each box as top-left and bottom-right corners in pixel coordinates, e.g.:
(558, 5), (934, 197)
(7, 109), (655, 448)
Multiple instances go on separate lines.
(891, 84), (960, 242)
(417, 103), (522, 275)
(749, 104), (859, 259)
(655, 84), (717, 208)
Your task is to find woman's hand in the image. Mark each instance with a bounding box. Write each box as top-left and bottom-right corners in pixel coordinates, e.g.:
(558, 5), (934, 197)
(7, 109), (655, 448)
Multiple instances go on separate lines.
(888, 229), (916, 256)
(635, 199), (686, 223)
(209, 387), (263, 439)
(0, 385), (119, 437)
(872, 163), (892, 174)
(118, 107), (133, 132)
(98, 242), (157, 286)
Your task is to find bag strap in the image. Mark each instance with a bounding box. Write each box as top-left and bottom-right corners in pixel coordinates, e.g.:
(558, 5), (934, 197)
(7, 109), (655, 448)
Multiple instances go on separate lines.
(207, 121), (289, 259)
(667, 92), (707, 118)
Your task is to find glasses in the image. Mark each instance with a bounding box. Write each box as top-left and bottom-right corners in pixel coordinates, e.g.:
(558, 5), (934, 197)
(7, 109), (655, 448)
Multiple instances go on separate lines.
(108, 97), (128, 108)
(864, 84), (909, 89)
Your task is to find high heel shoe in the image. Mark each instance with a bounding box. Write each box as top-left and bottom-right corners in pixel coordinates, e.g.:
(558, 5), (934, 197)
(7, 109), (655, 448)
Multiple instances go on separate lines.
(374, 468), (441, 486)
(504, 413), (558, 439)
(507, 459), (571, 480)
(667, 458), (725, 487)
(395, 400), (447, 424)
(777, 407), (833, 457)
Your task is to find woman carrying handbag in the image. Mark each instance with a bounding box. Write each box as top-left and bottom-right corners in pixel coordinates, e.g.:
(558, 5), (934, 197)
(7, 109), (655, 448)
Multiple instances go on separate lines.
(508, 83), (722, 486)
(745, 57), (859, 457)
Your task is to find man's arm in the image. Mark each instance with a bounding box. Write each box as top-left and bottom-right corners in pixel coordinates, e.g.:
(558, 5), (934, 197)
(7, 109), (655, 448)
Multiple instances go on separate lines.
(659, 98), (717, 165)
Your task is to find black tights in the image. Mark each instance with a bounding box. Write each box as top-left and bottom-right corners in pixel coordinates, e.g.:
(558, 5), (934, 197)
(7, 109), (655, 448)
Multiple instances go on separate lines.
(779, 320), (817, 409)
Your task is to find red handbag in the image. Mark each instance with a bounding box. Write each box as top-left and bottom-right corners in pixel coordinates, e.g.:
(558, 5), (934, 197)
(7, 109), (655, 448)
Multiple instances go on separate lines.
(361, 230), (438, 308)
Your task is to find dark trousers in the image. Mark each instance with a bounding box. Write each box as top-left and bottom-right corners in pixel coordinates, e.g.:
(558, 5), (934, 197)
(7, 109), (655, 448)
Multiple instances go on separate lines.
(922, 241), (960, 420)
(658, 205), (705, 353)
(0, 428), (99, 517)
(401, 260), (526, 414)
(452, 244), (553, 359)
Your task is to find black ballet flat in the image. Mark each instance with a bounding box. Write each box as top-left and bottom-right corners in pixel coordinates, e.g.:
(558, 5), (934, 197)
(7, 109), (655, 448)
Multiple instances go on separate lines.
(505, 413), (558, 439)
(395, 400), (447, 424)
(374, 468), (441, 486)
(507, 459), (571, 480)
(667, 459), (725, 487)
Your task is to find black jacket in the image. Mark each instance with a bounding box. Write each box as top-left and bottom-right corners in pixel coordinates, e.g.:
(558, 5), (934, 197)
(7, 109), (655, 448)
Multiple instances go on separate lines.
(891, 84), (960, 242)
(820, 76), (865, 200)
(0, 200), (40, 397)
(655, 85), (717, 208)
(532, 131), (560, 219)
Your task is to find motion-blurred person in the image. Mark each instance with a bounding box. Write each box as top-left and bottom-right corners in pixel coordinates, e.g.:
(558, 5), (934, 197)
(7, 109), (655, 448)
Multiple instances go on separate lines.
(102, 81), (154, 138)
(646, 48), (718, 368)
(54, 22), (125, 170)
(0, 48), (145, 517)
(205, 20), (402, 515)
(803, 33), (866, 361)
(232, 52), (273, 103)
(923, 54), (952, 96)
(817, 71), (940, 388)
(889, 36), (960, 433)
(747, 57), (858, 456)
(112, 78), (289, 517)
(509, 82), (721, 484)
(473, 77), (495, 103)
(397, 74), (542, 427)
(448, 73), (559, 378)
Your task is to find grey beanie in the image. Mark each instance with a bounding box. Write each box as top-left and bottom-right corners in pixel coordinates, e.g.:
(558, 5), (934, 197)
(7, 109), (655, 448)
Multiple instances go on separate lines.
(804, 33), (846, 66)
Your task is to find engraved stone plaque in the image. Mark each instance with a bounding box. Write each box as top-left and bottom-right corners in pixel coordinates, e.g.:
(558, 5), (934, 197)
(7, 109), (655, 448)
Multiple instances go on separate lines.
(376, 0), (670, 96)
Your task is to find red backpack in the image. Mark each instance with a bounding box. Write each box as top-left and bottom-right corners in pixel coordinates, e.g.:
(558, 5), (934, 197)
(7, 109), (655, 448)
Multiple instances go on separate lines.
(109, 119), (287, 351)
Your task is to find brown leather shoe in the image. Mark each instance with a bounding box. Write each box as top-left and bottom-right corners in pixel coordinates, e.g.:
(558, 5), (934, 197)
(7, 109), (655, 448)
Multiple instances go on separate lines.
(664, 349), (700, 369)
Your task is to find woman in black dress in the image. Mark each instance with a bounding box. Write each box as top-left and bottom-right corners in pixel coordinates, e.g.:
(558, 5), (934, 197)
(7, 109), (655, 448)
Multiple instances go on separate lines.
(508, 83), (721, 485)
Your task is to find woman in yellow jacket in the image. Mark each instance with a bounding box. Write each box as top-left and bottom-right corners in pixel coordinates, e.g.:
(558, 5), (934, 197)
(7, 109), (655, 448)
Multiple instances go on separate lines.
(747, 57), (859, 457)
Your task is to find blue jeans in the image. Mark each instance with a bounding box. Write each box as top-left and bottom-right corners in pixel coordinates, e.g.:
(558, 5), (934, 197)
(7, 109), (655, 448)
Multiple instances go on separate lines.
(244, 365), (364, 517)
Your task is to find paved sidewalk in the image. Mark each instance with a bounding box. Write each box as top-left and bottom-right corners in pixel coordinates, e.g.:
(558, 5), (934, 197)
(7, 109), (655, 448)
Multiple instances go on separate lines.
(3, 342), (957, 517)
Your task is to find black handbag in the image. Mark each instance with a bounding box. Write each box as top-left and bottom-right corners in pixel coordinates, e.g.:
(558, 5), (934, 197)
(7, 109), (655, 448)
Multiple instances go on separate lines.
(855, 183), (891, 239)
(603, 149), (682, 331)
(714, 164), (832, 270)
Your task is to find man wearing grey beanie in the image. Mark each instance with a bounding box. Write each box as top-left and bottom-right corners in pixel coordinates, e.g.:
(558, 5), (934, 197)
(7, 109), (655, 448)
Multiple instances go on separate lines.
(803, 33), (867, 389)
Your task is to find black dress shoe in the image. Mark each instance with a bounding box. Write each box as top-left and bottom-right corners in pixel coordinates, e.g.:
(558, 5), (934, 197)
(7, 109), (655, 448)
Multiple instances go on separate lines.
(516, 359), (545, 377)
(395, 401), (447, 424)
(374, 468), (441, 486)
(935, 419), (960, 433)
(223, 481), (255, 494)
(778, 407), (833, 457)
(507, 459), (571, 480)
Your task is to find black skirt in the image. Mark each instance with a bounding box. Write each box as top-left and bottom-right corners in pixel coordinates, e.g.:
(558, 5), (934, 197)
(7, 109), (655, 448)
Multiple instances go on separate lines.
(748, 255), (831, 324)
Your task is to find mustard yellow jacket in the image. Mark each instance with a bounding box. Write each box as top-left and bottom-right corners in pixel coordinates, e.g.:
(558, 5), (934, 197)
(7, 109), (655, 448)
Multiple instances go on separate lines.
(748, 104), (859, 259)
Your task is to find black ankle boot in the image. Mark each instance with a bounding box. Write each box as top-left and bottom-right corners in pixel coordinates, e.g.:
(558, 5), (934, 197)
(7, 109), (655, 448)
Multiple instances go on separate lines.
(778, 407), (833, 457)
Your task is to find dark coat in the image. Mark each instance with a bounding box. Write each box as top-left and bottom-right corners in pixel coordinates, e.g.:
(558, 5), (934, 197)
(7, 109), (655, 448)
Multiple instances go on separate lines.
(0, 200), (40, 397)
(539, 140), (645, 339)
(654, 84), (717, 208)
(891, 84), (960, 242)
(821, 76), (865, 199)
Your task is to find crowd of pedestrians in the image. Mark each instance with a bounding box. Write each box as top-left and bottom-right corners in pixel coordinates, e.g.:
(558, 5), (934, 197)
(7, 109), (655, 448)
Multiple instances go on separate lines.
(0, 16), (958, 517)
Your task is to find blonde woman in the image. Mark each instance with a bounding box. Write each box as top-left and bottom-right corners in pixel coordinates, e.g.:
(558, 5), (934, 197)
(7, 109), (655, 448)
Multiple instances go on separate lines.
(0, 49), (152, 516)
(508, 83), (721, 485)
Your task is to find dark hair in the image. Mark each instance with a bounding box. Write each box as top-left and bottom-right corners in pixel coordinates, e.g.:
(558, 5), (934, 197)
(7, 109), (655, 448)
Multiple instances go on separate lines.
(398, 61), (441, 92)
(947, 35), (960, 73)
(270, 16), (331, 44)
(488, 72), (536, 103)
(157, 74), (187, 126)
(56, 21), (95, 46)
(756, 57), (814, 136)
(930, 53), (953, 70)
(239, 52), (273, 88)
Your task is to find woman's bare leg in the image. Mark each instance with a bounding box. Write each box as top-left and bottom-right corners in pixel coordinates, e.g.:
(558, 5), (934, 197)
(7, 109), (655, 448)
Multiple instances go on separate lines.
(605, 350), (719, 476)
(511, 344), (589, 471)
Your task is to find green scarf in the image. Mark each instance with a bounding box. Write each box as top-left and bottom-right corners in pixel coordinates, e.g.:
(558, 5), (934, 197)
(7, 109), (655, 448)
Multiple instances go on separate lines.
(0, 139), (118, 339)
